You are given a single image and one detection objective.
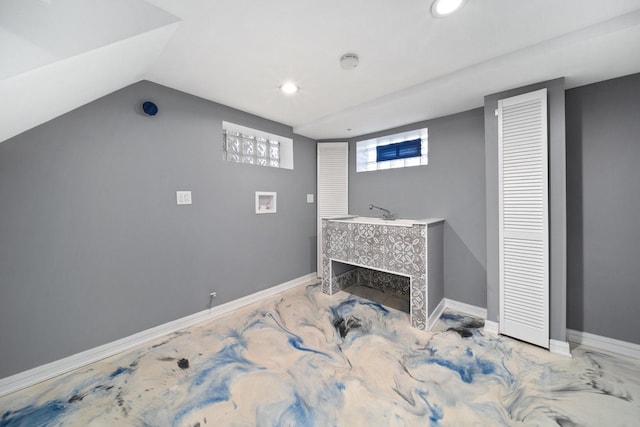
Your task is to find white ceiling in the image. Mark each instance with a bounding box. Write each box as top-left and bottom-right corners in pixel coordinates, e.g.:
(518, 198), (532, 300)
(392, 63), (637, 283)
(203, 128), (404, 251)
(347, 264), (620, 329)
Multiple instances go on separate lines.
(0, 0), (179, 143)
(2, 0), (640, 143)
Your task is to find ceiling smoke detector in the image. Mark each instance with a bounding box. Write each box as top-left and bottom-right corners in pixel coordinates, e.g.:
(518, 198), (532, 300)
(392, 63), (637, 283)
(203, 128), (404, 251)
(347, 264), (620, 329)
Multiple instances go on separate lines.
(340, 53), (359, 70)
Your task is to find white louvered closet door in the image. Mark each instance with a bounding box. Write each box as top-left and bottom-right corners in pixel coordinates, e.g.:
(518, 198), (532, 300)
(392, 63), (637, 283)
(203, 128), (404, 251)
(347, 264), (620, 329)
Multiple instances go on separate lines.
(498, 89), (549, 348)
(317, 142), (349, 277)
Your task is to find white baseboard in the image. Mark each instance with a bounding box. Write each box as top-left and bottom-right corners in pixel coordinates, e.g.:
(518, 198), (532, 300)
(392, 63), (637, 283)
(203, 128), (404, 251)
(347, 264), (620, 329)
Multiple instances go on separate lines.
(567, 329), (640, 360)
(427, 298), (488, 331)
(443, 298), (487, 319)
(549, 339), (572, 358)
(427, 298), (447, 330)
(0, 273), (318, 398)
(483, 320), (500, 335)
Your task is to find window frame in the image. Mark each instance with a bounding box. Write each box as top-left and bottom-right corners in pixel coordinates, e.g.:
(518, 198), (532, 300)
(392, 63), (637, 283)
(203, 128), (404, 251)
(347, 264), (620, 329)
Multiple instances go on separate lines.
(356, 128), (428, 172)
(222, 121), (294, 170)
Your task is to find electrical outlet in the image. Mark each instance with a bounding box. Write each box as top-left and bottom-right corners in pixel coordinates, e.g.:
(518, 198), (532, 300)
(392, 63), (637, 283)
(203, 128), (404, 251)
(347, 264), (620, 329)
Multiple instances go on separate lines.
(177, 191), (192, 205)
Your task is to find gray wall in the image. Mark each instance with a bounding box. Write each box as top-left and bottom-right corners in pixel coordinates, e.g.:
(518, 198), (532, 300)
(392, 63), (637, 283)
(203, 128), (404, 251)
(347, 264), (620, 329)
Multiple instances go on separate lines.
(484, 78), (567, 342)
(0, 81), (317, 378)
(345, 108), (487, 308)
(566, 73), (640, 345)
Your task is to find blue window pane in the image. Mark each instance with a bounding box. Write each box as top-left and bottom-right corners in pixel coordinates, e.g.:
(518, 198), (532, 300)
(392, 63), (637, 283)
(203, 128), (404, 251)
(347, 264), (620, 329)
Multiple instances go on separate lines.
(376, 138), (421, 162)
(376, 144), (398, 162)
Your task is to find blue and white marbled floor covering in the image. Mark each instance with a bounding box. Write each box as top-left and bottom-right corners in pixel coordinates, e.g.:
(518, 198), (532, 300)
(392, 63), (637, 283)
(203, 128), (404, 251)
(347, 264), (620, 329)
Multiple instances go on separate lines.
(1, 282), (640, 426)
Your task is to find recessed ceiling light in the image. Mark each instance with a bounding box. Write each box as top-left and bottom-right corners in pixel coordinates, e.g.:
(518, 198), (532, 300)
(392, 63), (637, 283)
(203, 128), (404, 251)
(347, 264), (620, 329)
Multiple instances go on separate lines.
(280, 82), (299, 95)
(431, 0), (467, 17)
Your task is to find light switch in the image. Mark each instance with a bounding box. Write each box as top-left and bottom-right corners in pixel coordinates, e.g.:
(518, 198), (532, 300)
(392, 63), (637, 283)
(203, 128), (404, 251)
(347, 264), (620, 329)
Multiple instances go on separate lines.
(176, 191), (192, 205)
(306, 194), (314, 203)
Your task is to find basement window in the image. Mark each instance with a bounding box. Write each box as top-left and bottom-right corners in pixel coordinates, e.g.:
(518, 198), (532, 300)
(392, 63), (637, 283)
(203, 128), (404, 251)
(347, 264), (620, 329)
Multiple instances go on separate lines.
(222, 121), (293, 169)
(356, 128), (428, 172)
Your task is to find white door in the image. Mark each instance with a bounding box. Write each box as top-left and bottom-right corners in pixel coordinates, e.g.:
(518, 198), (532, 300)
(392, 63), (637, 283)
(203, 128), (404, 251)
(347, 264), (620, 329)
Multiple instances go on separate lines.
(498, 89), (549, 348)
(317, 142), (349, 277)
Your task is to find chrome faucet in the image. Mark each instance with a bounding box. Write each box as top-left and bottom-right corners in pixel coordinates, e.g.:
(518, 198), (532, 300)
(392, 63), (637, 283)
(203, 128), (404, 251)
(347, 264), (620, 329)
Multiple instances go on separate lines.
(369, 204), (395, 220)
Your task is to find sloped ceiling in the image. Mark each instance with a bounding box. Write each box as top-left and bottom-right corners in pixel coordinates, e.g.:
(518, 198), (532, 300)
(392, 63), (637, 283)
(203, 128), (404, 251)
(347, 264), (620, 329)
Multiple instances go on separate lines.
(2, 0), (640, 143)
(0, 0), (180, 143)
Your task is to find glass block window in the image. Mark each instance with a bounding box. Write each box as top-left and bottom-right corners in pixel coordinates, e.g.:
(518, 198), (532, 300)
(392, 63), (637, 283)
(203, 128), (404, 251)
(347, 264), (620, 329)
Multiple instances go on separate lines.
(356, 128), (428, 172)
(222, 122), (293, 169)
